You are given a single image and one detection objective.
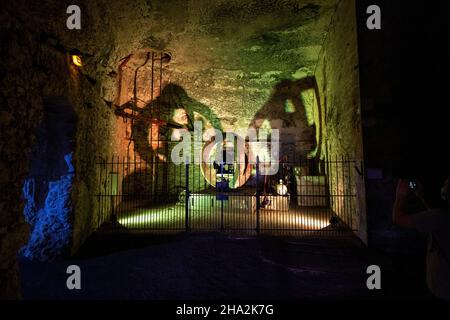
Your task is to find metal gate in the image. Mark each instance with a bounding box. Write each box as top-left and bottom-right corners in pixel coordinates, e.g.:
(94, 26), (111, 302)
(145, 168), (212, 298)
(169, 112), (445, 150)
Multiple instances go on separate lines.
(95, 156), (362, 237)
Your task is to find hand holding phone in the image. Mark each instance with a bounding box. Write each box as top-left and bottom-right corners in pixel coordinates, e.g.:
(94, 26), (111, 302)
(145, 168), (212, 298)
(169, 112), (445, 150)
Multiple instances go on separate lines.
(409, 180), (417, 190)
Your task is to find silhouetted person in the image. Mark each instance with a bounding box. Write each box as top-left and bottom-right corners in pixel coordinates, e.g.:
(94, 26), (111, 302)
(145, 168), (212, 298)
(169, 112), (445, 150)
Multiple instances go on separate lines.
(393, 177), (450, 300)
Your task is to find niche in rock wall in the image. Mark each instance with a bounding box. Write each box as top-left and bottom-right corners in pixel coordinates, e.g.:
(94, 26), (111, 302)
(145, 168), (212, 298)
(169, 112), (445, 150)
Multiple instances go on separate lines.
(21, 97), (77, 261)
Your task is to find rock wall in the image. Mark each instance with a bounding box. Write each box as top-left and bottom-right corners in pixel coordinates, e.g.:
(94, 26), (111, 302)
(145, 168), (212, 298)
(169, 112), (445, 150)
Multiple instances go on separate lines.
(1, 0), (360, 298)
(314, 0), (367, 243)
(22, 153), (75, 261)
(0, 0), (117, 298)
(97, 0), (340, 204)
(21, 98), (77, 261)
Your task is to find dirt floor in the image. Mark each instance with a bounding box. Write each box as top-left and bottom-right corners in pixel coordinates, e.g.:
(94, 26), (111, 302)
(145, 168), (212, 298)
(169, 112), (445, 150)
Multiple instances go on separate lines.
(19, 232), (432, 300)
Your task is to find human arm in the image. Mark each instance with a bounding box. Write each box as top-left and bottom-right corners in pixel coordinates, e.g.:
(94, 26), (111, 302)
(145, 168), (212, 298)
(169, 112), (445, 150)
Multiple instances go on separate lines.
(392, 179), (415, 228)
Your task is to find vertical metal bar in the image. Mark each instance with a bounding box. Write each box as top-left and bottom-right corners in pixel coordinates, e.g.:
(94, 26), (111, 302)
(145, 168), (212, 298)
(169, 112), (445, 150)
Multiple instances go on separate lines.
(348, 155), (351, 230)
(185, 159), (190, 232)
(256, 156), (260, 234)
(138, 158), (142, 229)
(97, 159), (103, 228)
(150, 51), (154, 101)
(341, 155), (345, 232)
(336, 154), (340, 236)
(122, 156), (125, 229)
(124, 156), (127, 231)
(110, 155), (115, 223)
(219, 161), (224, 231)
(160, 52), (163, 96)
(179, 153), (182, 230)
(114, 156), (119, 225)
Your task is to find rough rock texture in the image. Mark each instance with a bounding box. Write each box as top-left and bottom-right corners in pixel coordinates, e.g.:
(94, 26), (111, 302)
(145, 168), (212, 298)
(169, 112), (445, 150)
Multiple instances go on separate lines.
(0, 0), (116, 298)
(1, 0), (365, 298)
(101, 0), (340, 200)
(315, 0), (366, 242)
(22, 154), (74, 261)
(21, 98), (77, 261)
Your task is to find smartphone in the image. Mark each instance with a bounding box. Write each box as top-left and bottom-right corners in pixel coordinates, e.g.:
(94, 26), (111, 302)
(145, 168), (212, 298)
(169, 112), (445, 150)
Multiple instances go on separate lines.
(409, 180), (417, 190)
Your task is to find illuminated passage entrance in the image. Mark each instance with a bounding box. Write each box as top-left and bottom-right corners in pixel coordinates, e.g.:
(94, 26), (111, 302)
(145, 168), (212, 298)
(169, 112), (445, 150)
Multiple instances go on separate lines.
(96, 155), (361, 237)
(95, 0), (367, 240)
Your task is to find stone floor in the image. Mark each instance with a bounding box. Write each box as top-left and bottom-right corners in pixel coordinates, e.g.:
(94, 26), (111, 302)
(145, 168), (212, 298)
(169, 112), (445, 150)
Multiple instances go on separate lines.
(112, 197), (336, 233)
(19, 232), (433, 300)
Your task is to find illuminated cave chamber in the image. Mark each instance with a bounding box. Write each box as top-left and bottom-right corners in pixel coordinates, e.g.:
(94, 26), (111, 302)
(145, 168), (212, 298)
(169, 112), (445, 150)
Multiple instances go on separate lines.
(95, 0), (366, 242)
(22, 97), (77, 261)
(19, 0), (367, 262)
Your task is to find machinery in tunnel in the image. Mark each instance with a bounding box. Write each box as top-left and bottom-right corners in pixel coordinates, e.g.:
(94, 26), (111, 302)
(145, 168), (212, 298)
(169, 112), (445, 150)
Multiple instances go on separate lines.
(94, 49), (361, 236)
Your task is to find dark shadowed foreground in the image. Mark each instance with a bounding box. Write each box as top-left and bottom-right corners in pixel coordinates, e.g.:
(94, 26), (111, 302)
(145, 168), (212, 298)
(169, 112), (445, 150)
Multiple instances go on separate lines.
(20, 233), (430, 300)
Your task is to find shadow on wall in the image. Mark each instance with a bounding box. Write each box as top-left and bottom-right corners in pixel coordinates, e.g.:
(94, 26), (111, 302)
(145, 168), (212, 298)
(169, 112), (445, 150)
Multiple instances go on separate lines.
(115, 79), (323, 196)
(130, 83), (223, 163)
(21, 97), (77, 261)
(115, 84), (223, 195)
(249, 76), (321, 162)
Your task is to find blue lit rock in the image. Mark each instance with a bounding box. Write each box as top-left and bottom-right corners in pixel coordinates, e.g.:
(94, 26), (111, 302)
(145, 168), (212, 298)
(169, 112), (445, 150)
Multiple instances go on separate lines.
(21, 154), (74, 261)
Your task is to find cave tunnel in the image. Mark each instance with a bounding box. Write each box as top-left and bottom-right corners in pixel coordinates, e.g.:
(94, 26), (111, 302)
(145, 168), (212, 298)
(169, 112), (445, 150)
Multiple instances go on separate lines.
(93, 0), (366, 241)
(0, 0), (381, 300)
(16, 0), (366, 257)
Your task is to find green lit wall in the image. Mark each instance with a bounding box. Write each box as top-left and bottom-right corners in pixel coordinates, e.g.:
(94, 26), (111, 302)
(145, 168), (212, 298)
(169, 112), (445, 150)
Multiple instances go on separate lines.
(314, 0), (367, 243)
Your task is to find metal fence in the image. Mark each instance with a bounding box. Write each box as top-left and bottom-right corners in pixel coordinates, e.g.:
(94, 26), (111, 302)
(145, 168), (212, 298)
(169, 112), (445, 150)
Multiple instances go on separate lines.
(95, 156), (361, 237)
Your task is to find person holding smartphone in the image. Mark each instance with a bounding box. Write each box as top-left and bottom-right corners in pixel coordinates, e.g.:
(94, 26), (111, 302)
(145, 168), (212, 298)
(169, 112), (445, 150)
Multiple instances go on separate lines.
(393, 177), (450, 299)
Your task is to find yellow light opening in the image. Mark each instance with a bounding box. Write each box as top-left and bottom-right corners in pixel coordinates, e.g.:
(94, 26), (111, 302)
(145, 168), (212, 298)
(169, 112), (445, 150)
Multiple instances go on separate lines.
(71, 55), (82, 67)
